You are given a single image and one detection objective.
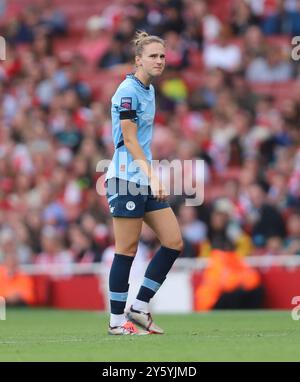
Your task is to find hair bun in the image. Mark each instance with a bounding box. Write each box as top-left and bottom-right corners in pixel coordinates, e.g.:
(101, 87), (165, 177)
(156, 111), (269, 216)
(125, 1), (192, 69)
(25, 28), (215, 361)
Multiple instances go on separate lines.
(132, 30), (165, 56)
(134, 30), (149, 46)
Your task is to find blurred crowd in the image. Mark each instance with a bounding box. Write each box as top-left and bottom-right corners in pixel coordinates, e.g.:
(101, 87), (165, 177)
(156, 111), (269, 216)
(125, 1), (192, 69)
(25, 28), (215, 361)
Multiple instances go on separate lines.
(0, 0), (300, 269)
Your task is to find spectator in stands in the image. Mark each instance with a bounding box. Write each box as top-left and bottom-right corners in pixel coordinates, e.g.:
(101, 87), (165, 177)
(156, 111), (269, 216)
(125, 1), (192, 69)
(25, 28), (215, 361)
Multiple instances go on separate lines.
(281, 99), (300, 134)
(31, 32), (53, 59)
(230, 0), (259, 36)
(200, 198), (252, 258)
(157, 0), (185, 35)
(184, 0), (221, 44)
(97, 35), (129, 69)
(131, 2), (150, 33)
(262, 0), (300, 36)
(67, 224), (95, 263)
(288, 149), (300, 206)
(223, 179), (246, 224)
(40, 0), (67, 36)
(246, 183), (286, 247)
(242, 26), (268, 66)
(41, 183), (68, 230)
(163, 30), (189, 70)
(284, 211), (300, 255)
(37, 56), (69, 105)
(203, 25), (242, 72)
(5, 5), (41, 44)
(114, 17), (135, 46)
(77, 16), (111, 66)
(178, 204), (207, 257)
(63, 71), (91, 106)
(0, 253), (35, 306)
(80, 213), (110, 262)
(229, 72), (258, 115)
(246, 0), (273, 17)
(173, 101), (206, 139)
(25, 210), (43, 255)
(35, 226), (73, 267)
(0, 0), (6, 17)
(193, 68), (225, 109)
(159, 67), (189, 108)
(229, 109), (256, 164)
(53, 111), (83, 151)
(246, 44), (293, 82)
(267, 171), (291, 210)
(0, 227), (32, 265)
(264, 235), (284, 256)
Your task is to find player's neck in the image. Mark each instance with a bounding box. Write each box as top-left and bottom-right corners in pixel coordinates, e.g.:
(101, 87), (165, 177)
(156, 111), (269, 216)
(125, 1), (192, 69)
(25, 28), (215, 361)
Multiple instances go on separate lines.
(134, 71), (152, 87)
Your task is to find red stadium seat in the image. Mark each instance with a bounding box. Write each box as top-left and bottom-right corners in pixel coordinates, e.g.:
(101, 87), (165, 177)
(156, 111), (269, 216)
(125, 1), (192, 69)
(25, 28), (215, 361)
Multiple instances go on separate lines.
(250, 81), (296, 106)
(219, 167), (242, 182)
(53, 37), (81, 57)
(182, 69), (205, 92)
(208, 0), (233, 23)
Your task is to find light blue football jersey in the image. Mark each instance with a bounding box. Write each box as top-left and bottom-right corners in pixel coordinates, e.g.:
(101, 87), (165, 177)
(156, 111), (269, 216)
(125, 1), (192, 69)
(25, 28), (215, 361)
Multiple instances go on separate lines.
(105, 74), (155, 186)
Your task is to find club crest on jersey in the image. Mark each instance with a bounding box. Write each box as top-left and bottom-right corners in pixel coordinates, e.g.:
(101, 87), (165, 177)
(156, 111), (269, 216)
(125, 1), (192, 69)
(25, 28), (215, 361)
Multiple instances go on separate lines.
(120, 97), (132, 110)
(126, 201), (136, 211)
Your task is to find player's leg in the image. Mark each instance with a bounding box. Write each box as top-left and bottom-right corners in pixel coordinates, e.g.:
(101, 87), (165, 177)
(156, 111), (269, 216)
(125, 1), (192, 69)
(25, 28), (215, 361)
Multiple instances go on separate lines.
(108, 216), (148, 334)
(127, 207), (183, 333)
(113, 216), (143, 256)
(143, 207), (183, 250)
(106, 177), (150, 334)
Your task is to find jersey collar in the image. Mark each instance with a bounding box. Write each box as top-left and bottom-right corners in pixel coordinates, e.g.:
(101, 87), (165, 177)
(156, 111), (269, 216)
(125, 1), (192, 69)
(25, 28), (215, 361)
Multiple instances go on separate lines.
(126, 73), (150, 90)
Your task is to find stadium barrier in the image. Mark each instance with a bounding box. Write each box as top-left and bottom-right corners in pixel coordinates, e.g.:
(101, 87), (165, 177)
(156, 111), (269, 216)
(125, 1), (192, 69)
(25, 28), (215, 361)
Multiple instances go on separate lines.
(20, 256), (300, 312)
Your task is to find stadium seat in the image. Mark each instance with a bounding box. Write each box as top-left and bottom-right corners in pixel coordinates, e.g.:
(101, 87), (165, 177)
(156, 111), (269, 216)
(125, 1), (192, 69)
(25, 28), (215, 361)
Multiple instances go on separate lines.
(218, 167), (242, 182)
(208, 0), (233, 23)
(182, 69), (205, 92)
(250, 81), (296, 106)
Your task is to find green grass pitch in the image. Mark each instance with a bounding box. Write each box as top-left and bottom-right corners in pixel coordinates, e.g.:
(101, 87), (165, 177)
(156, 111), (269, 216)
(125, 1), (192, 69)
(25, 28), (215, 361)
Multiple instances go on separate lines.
(0, 308), (299, 361)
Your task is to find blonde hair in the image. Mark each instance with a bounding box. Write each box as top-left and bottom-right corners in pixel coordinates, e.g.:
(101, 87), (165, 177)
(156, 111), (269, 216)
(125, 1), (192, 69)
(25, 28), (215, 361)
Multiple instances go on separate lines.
(133, 30), (165, 56)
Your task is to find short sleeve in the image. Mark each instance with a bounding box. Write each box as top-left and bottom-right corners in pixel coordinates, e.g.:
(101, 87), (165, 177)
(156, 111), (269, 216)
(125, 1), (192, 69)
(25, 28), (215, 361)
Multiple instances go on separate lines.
(113, 85), (138, 122)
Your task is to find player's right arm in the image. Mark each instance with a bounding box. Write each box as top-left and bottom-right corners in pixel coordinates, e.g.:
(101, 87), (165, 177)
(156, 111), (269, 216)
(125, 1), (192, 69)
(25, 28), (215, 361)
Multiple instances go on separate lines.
(121, 119), (167, 201)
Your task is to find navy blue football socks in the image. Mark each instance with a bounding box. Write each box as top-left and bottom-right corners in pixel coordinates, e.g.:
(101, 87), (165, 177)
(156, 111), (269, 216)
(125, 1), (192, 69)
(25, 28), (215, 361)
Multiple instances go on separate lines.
(136, 246), (181, 303)
(109, 254), (134, 315)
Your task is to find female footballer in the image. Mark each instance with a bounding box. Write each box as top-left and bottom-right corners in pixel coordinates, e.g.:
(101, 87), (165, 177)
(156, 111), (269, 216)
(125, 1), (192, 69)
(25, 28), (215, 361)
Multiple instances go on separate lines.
(105, 31), (183, 335)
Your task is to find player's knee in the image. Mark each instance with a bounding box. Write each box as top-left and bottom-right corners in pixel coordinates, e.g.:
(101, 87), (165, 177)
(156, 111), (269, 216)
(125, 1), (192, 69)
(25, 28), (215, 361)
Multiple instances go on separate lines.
(162, 237), (184, 252)
(175, 238), (184, 252)
(116, 242), (138, 257)
(120, 252), (136, 258)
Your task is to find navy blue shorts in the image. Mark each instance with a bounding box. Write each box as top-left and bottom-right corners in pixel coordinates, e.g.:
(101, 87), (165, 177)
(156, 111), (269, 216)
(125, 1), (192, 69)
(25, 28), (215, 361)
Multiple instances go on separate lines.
(105, 177), (170, 218)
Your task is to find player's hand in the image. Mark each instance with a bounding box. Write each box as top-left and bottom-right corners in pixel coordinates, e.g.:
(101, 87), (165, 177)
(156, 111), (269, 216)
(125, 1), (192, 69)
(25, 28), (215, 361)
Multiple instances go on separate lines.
(150, 176), (168, 202)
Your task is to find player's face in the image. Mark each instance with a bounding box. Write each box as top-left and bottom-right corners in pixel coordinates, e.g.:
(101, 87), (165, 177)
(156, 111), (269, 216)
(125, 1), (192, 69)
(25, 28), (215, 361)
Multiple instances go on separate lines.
(136, 42), (166, 77)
